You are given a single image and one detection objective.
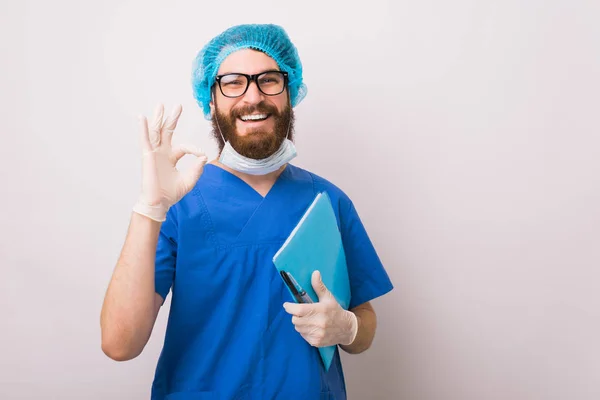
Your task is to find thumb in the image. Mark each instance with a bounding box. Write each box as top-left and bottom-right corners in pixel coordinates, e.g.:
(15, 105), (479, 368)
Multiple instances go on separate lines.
(312, 270), (331, 301)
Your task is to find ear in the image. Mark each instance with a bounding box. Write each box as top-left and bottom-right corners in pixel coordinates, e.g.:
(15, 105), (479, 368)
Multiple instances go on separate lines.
(209, 91), (216, 118)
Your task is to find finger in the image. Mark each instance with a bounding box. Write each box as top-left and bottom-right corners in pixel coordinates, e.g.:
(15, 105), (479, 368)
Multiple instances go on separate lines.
(149, 103), (164, 147)
(181, 153), (208, 191)
(311, 270), (330, 301)
(298, 328), (324, 347)
(291, 315), (312, 327)
(295, 325), (312, 335)
(283, 302), (314, 317)
(161, 104), (183, 144)
(138, 116), (152, 153)
(173, 145), (204, 162)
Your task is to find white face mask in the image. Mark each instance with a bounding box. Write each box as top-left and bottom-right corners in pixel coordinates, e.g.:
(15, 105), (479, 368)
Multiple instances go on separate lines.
(219, 138), (297, 175)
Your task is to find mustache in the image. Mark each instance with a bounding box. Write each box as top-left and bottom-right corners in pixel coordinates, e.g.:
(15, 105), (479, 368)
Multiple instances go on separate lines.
(231, 101), (279, 118)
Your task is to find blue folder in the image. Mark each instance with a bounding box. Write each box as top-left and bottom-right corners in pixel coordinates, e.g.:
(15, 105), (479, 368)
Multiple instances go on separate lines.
(272, 191), (351, 370)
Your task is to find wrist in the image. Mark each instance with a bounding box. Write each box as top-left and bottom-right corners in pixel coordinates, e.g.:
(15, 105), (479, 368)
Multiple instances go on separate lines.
(342, 311), (359, 346)
(132, 197), (169, 222)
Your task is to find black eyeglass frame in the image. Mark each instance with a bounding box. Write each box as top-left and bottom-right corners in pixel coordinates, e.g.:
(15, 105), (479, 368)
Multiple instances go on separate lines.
(214, 70), (289, 98)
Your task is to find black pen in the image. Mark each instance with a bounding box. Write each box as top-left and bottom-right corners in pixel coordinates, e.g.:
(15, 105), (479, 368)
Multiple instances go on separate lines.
(281, 271), (314, 304)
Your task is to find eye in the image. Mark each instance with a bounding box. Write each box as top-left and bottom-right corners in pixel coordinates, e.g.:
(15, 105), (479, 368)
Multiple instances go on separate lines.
(220, 74), (247, 87)
(223, 80), (244, 86)
(259, 74), (282, 85)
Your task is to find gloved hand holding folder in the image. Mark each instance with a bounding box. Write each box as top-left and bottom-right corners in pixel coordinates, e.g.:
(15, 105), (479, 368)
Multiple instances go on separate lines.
(272, 191), (353, 370)
(283, 270), (358, 347)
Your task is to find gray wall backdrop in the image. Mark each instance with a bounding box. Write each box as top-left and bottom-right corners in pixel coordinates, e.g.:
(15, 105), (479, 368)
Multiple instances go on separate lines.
(2, 0), (599, 399)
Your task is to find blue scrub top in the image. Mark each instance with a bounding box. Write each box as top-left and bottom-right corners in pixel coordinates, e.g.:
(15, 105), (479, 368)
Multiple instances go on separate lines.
(151, 164), (393, 400)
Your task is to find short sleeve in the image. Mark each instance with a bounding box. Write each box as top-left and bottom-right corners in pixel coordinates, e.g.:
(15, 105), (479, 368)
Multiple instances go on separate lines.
(155, 207), (178, 301)
(341, 200), (393, 309)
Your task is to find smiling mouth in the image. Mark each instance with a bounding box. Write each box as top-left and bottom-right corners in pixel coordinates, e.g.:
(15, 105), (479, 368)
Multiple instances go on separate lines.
(238, 113), (270, 122)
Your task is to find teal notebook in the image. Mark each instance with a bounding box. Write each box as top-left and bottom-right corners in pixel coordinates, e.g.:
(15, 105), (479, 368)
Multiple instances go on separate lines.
(272, 191), (351, 371)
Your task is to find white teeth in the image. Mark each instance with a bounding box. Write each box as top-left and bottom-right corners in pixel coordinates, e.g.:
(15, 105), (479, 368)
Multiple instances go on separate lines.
(240, 114), (268, 121)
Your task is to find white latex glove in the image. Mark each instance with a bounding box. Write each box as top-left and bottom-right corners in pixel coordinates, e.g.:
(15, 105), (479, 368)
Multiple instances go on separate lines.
(133, 104), (208, 222)
(283, 270), (358, 347)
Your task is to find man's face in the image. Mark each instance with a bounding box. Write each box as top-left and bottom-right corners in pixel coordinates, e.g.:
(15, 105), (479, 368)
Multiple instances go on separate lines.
(210, 49), (294, 160)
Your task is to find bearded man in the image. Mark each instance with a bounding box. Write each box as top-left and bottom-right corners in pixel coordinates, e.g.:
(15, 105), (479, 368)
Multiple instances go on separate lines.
(100, 24), (393, 400)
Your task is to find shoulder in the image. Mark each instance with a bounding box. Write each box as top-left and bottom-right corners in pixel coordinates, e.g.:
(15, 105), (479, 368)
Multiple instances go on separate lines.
(287, 164), (354, 214)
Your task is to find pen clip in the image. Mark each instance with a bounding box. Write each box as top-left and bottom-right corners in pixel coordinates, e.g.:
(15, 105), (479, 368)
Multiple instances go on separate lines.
(286, 272), (305, 295)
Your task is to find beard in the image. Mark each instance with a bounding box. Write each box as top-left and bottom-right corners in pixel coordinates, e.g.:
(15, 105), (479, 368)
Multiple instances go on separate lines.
(211, 100), (295, 160)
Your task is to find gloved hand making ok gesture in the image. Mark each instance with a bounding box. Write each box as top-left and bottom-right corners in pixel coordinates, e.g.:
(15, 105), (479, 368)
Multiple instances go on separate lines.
(133, 104), (208, 222)
(283, 271), (359, 348)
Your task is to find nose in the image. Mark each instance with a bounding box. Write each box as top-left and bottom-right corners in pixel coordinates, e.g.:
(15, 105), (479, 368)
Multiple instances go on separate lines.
(241, 79), (265, 104)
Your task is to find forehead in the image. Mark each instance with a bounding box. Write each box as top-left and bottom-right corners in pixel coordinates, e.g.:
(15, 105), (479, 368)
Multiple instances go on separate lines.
(217, 49), (280, 75)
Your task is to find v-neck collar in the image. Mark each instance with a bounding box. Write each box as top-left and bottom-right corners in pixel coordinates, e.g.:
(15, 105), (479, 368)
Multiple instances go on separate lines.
(204, 163), (291, 200)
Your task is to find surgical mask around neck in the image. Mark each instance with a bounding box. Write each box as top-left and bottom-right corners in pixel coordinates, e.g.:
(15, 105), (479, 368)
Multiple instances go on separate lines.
(219, 138), (297, 175)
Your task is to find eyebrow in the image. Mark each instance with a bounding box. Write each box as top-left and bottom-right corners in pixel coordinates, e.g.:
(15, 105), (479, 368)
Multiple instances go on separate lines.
(217, 68), (281, 76)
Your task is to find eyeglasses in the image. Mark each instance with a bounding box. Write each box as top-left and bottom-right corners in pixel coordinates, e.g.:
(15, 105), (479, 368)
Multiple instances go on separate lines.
(215, 70), (288, 98)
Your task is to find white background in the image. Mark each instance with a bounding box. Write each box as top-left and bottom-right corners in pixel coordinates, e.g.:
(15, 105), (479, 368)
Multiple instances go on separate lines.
(1, 0), (599, 399)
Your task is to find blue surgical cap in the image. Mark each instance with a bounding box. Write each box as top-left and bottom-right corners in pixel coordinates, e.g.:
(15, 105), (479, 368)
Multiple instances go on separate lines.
(191, 24), (308, 120)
